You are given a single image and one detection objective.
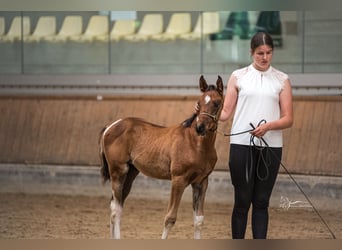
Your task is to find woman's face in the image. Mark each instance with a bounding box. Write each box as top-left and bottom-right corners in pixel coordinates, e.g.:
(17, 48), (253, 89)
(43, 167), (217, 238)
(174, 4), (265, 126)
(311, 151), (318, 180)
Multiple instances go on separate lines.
(251, 45), (273, 71)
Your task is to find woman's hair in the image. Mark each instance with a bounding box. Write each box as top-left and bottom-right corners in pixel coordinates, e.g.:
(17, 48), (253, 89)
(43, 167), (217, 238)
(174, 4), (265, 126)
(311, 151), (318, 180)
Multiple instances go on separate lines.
(250, 32), (274, 52)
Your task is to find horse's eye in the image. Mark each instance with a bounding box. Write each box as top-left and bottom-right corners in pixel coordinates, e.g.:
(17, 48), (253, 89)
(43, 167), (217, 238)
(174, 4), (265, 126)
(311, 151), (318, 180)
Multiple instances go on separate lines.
(213, 101), (220, 108)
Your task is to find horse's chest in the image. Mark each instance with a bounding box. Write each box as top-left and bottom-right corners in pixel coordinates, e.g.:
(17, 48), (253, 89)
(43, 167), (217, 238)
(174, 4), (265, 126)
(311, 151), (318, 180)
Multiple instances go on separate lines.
(196, 157), (216, 173)
(196, 152), (217, 173)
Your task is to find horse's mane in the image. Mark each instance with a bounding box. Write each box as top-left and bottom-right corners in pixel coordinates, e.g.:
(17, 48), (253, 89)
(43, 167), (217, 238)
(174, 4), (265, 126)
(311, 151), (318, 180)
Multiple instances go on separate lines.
(182, 113), (197, 128)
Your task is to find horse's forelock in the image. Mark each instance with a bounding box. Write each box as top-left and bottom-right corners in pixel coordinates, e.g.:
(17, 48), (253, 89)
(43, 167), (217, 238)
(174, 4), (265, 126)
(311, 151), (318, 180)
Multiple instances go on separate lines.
(203, 85), (223, 98)
(206, 85), (216, 92)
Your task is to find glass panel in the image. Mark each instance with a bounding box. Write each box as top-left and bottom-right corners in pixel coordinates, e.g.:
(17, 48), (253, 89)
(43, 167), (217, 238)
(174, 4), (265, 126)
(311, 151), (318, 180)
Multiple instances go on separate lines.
(22, 11), (110, 74)
(303, 11), (342, 73)
(0, 11), (24, 74)
(203, 11), (304, 74)
(0, 11), (342, 74)
(109, 11), (201, 74)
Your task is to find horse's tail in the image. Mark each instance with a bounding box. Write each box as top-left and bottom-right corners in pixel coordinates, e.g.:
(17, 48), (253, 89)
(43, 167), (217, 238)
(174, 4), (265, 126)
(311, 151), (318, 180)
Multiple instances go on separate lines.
(99, 127), (110, 184)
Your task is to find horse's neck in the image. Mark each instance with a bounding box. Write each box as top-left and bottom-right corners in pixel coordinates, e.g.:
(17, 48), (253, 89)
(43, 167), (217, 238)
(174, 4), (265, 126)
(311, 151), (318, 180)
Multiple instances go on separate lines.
(188, 126), (217, 148)
(200, 133), (217, 146)
(180, 116), (217, 147)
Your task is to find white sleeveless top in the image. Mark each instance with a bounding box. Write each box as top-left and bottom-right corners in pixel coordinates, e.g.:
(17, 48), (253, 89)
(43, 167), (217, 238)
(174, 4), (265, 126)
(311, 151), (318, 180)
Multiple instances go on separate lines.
(230, 64), (288, 147)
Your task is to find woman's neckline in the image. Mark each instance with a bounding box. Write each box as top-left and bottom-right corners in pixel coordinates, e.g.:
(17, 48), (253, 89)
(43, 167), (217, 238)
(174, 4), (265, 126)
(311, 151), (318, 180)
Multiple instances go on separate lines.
(251, 63), (272, 73)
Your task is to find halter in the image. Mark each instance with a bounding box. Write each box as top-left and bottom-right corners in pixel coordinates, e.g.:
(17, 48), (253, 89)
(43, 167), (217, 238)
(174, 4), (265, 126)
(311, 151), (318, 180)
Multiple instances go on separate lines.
(197, 109), (221, 133)
(198, 111), (218, 122)
(196, 87), (223, 133)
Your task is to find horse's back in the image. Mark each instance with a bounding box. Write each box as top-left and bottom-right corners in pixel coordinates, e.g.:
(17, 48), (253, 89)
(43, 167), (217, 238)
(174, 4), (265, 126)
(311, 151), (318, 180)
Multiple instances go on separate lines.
(102, 117), (168, 144)
(118, 117), (167, 135)
(127, 117), (166, 129)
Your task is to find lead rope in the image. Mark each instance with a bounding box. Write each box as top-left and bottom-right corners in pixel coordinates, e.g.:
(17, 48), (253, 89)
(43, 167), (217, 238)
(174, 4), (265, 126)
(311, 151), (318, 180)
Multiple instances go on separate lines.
(221, 119), (336, 239)
(222, 120), (270, 183)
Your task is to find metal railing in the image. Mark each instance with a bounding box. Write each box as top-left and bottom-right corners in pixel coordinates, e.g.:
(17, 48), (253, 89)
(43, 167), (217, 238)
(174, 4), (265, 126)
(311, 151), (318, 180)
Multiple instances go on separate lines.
(0, 74), (341, 96)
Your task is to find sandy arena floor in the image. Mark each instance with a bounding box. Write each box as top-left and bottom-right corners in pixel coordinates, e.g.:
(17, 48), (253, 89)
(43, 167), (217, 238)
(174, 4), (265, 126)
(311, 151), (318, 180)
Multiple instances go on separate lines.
(0, 193), (340, 239)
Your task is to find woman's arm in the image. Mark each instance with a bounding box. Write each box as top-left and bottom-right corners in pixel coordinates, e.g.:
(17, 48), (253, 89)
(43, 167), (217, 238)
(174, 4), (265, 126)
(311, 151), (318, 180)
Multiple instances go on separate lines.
(219, 74), (238, 122)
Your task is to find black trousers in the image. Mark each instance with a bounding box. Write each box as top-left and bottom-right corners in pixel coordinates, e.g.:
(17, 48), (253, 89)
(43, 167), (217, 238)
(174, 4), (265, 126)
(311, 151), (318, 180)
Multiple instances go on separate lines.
(229, 144), (282, 239)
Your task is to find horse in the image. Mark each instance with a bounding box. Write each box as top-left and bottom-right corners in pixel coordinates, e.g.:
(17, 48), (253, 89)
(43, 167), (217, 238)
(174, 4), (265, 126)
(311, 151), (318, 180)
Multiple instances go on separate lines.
(99, 75), (224, 239)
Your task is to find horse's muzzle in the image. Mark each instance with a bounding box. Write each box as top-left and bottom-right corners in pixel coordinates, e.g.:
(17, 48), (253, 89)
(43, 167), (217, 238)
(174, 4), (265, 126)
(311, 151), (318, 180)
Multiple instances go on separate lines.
(196, 123), (206, 136)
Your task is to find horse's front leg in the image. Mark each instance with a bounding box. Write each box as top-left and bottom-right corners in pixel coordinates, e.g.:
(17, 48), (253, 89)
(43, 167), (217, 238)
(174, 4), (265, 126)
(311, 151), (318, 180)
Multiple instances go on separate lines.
(161, 176), (187, 239)
(192, 177), (208, 239)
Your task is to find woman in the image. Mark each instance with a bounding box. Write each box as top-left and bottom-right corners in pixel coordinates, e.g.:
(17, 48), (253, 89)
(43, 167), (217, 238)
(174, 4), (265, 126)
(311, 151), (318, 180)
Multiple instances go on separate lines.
(220, 32), (293, 239)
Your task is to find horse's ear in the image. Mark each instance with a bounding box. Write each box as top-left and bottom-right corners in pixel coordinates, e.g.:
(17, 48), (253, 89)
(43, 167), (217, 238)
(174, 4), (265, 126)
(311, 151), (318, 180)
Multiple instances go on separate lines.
(199, 75), (208, 92)
(216, 75), (224, 96)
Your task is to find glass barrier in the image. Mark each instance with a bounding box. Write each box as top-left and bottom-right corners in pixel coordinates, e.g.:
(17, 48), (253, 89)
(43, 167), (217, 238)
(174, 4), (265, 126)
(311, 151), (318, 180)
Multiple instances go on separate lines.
(0, 11), (23, 74)
(0, 11), (341, 75)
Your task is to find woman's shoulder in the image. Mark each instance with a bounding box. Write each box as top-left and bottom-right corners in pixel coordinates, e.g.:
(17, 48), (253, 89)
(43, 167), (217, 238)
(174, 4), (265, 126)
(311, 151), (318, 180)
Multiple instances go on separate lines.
(270, 66), (289, 82)
(232, 66), (249, 79)
(269, 66), (289, 90)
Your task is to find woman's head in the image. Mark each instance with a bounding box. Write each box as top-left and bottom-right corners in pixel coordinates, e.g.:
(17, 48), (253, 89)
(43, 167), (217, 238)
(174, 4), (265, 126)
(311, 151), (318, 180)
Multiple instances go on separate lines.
(250, 32), (274, 71)
(250, 32), (274, 53)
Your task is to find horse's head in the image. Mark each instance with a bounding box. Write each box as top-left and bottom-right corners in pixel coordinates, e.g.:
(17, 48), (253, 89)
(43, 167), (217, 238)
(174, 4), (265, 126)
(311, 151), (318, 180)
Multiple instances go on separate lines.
(195, 75), (224, 136)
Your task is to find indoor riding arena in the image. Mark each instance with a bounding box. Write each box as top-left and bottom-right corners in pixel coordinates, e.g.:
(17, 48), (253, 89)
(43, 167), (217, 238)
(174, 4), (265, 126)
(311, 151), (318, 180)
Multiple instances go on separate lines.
(0, 9), (341, 240)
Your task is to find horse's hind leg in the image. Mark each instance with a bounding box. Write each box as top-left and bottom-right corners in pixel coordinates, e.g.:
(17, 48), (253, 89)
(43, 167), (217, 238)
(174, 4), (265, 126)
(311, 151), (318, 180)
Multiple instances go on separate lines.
(122, 163), (139, 203)
(110, 192), (122, 239)
(109, 163), (129, 239)
(109, 163), (139, 239)
(192, 177), (209, 239)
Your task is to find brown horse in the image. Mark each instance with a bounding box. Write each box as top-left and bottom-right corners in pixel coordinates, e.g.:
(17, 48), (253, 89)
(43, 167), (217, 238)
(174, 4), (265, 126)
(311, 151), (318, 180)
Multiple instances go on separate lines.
(99, 75), (224, 239)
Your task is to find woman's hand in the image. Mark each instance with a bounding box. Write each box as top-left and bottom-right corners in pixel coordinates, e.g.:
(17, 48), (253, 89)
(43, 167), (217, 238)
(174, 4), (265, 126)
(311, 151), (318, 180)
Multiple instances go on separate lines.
(250, 122), (269, 138)
(193, 102), (200, 114)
